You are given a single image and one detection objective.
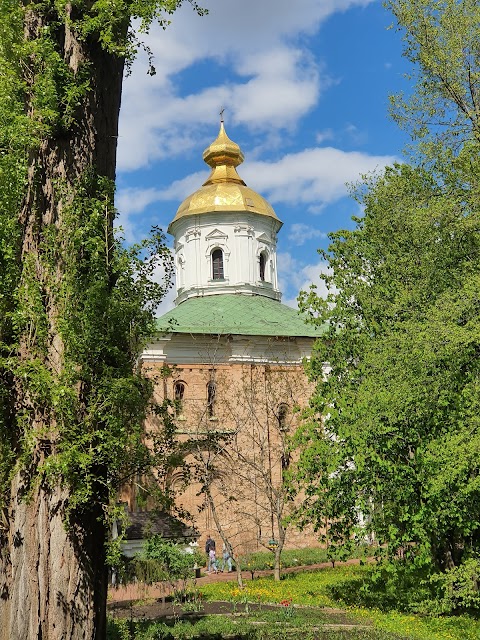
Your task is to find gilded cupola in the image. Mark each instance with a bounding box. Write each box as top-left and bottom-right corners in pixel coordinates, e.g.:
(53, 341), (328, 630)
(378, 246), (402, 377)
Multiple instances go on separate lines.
(168, 122), (281, 232)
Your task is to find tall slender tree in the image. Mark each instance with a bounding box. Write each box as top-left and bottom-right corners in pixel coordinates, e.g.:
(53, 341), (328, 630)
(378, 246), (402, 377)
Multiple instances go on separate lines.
(0, 1), (203, 638)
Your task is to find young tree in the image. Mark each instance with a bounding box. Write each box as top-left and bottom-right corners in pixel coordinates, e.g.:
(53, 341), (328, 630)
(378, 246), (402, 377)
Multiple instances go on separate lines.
(296, 0), (480, 576)
(386, 0), (480, 153)
(0, 2), (203, 638)
(182, 362), (306, 582)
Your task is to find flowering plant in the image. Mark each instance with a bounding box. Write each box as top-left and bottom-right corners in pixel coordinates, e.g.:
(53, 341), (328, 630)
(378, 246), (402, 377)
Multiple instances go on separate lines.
(280, 597), (294, 618)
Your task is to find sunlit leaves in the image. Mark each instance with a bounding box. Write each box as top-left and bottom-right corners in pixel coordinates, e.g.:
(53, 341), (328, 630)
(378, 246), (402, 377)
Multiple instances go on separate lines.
(296, 157), (480, 568)
(386, 0), (480, 153)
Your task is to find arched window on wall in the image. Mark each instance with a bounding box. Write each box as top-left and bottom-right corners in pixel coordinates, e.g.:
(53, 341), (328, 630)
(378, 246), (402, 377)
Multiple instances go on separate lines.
(168, 470), (187, 495)
(277, 403), (290, 470)
(174, 381), (186, 416)
(259, 252), (266, 281)
(212, 249), (224, 280)
(207, 380), (216, 418)
(277, 403), (288, 432)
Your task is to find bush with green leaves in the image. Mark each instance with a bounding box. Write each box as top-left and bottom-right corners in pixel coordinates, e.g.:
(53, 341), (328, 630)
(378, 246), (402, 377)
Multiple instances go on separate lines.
(127, 536), (204, 587)
(328, 558), (437, 613)
(422, 557), (480, 615)
(327, 555), (480, 616)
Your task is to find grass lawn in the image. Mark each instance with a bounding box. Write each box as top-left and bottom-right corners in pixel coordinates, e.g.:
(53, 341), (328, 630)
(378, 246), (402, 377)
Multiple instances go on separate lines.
(199, 566), (480, 640)
(236, 545), (374, 573)
(107, 605), (406, 639)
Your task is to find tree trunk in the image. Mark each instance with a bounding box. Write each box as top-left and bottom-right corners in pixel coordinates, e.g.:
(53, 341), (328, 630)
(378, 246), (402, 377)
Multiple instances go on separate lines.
(0, 7), (125, 639)
(273, 549), (281, 582)
(235, 559), (244, 589)
(0, 476), (107, 640)
(273, 518), (286, 582)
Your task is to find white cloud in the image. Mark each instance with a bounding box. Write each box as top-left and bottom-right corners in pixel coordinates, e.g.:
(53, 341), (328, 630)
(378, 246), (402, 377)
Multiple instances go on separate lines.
(115, 209), (138, 244)
(148, 252), (177, 316)
(288, 223), (328, 246)
(315, 128), (334, 144)
(278, 252), (333, 308)
(156, 286), (176, 316)
(344, 122), (368, 145)
(118, 0), (375, 172)
(243, 147), (397, 209)
(115, 172), (209, 242)
(116, 147), (396, 222)
(116, 172), (207, 216)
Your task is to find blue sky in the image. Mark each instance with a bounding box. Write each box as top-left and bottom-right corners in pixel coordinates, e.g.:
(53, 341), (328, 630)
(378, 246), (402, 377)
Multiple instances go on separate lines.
(115, 0), (410, 312)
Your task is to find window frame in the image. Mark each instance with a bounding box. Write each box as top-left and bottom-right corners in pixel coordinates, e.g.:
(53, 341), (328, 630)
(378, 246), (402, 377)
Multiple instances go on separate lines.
(211, 248), (224, 280)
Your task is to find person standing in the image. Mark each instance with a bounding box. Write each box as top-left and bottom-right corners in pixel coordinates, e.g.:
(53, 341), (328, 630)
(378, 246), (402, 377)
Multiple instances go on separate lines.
(222, 544), (233, 572)
(209, 547), (218, 574)
(205, 534), (216, 572)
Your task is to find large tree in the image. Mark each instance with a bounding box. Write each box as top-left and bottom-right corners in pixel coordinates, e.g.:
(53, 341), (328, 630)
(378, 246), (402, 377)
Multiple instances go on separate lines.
(0, 1), (202, 638)
(295, 0), (480, 576)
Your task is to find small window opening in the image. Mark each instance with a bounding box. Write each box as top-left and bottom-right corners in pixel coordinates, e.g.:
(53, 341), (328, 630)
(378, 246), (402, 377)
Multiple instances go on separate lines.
(212, 249), (224, 280)
(207, 381), (216, 418)
(259, 252), (266, 281)
(277, 403), (288, 431)
(174, 381), (185, 415)
(281, 452), (291, 471)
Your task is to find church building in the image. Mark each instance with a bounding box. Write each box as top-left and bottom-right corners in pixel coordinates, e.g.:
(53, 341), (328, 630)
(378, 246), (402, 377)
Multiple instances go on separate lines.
(139, 121), (323, 556)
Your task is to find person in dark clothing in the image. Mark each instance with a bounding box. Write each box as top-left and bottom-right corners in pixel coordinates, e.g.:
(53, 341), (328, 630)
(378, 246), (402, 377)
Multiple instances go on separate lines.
(205, 534), (216, 572)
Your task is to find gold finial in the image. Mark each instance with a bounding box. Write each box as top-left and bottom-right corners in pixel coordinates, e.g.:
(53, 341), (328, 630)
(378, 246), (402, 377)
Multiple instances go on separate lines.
(202, 120), (245, 186)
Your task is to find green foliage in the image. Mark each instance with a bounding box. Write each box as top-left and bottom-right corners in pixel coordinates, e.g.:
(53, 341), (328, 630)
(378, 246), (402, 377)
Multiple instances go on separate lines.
(127, 536), (203, 586)
(328, 559), (438, 613)
(201, 568), (480, 640)
(237, 545), (374, 574)
(106, 602), (404, 640)
(7, 171), (175, 516)
(0, 0), (199, 537)
(386, 0), (480, 156)
(294, 0), (480, 595)
(296, 157), (480, 572)
(425, 557), (480, 615)
(143, 535), (204, 577)
(106, 618), (132, 640)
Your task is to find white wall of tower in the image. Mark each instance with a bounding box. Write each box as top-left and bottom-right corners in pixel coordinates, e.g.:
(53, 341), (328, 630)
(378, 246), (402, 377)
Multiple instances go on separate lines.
(171, 211), (282, 304)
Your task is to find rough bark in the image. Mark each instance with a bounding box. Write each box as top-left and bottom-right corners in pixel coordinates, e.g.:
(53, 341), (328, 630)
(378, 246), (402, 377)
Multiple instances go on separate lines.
(1, 476), (107, 640)
(0, 6), (126, 639)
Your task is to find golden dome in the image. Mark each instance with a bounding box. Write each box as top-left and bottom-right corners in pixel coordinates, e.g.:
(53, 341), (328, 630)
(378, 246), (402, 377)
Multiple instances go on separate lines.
(168, 122), (281, 230)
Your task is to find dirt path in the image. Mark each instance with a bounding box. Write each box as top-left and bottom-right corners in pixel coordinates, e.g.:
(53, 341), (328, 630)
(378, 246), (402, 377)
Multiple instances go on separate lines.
(108, 599), (366, 628)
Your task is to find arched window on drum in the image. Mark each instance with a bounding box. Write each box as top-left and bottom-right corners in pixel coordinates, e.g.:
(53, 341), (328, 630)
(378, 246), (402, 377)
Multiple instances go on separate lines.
(212, 248), (224, 280)
(259, 251), (267, 281)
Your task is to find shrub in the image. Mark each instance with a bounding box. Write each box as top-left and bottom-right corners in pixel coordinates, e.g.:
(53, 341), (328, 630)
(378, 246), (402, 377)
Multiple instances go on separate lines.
(327, 556), (480, 616)
(423, 558), (480, 615)
(124, 536), (203, 587)
(327, 558), (437, 612)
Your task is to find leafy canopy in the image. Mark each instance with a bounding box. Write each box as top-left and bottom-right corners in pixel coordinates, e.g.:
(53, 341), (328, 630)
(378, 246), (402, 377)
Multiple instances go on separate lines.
(0, 0), (204, 525)
(294, 0), (480, 586)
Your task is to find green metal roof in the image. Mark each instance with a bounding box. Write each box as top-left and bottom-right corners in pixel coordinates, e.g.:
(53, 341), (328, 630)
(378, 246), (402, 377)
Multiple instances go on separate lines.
(155, 294), (325, 338)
